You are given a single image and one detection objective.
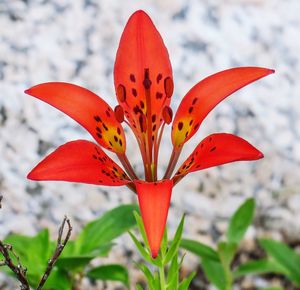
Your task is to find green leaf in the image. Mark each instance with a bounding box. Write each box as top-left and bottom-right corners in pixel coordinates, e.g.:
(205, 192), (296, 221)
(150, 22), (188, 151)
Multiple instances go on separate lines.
(56, 255), (95, 270)
(133, 211), (150, 251)
(227, 198), (255, 244)
(180, 239), (219, 261)
(160, 228), (168, 257)
(218, 241), (237, 269)
(4, 229), (51, 288)
(78, 204), (138, 254)
(128, 231), (161, 266)
(135, 263), (156, 290)
(259, 239), (300, 285)
(43, 268), (71, 290)
(202, 258), (226, 290)
(87, 264), (129, 288)
(166, 253), (179, 290)
(259, 288), (284, 290)
(178, 271), (196, 290)
(234, 259), (288, 278)
(164, 215), (185, 265)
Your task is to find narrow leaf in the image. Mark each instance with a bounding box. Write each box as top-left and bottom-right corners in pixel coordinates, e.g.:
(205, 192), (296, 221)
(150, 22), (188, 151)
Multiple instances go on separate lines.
(164, 215), (185, 264)
(227, 198), (255, 244)
(87, 264), (129, 288)
(180, 239), (219, 261)
(202, 258), (226, 290)
(178, 271), (196, 290)
(234, 259), (288, 278)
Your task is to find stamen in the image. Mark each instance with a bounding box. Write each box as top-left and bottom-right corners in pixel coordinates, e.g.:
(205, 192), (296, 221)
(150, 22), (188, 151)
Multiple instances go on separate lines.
(164, 77), (174, 98)
(114, 105), (124, 123)
(162, 106), (173, 124)
(116, 84), (126, 102)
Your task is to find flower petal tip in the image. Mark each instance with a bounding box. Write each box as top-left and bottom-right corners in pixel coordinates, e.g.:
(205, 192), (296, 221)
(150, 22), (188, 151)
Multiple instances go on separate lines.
(258, 151), (264, 159)
(151, 250), (159, 259)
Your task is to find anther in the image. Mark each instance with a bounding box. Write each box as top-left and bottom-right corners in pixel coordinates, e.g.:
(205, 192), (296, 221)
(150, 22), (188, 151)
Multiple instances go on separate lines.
(114, 105), (124, 123)
(116, 84), (126, 102)
(164, 77), (174, 98)
(162, 106), (173, 124)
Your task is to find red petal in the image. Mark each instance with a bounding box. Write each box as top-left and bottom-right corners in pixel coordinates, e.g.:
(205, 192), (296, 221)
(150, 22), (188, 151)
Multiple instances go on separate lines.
(172, 67), (274, 148)
(135, 179), (173, 258)
(114, 10), (173, 142)
(28, 140), (131, 186)
(25, 82), (126, 154)
(174, 133), (263, 178)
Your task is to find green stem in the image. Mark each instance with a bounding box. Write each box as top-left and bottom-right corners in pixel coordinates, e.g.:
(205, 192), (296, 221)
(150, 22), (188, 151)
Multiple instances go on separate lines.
(224, 266), (233, 290)
(159, 264), (166, 290)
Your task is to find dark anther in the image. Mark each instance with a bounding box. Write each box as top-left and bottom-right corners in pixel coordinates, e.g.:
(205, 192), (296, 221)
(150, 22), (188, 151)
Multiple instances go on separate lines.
(114, 105), (124, 123)
(178, 121), (183, 131)
(132, 88), (137, 97)
(116, 84), (126, 102)
(157, 73), (162, 83)
(143, 68), (152, 89)
(162, 106), (173, 124)
(164, 77), (174, 98)
(130, 74), (136, 82)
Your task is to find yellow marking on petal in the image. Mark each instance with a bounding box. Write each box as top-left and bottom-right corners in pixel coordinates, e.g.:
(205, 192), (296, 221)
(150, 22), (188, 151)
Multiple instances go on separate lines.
(102, 125), (125, 154)
(173, 117), (193, 147)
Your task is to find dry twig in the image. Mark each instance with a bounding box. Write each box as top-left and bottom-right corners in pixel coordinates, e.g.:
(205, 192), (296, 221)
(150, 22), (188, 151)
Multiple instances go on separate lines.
(0, 195), (72, 290)
(36, 216), (72, 290)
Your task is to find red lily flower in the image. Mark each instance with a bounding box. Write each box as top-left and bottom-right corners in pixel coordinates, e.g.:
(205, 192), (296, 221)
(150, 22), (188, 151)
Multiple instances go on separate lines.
(26, 10), (274, 258)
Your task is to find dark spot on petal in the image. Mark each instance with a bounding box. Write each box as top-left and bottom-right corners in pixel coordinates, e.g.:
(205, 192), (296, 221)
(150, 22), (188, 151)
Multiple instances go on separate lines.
(152, 124), (157, 131)
(130, 74), (136, 82)
(152, 114), (156, 123)
(119, 140), (123, 146)
(143, 68), (152, 89)
(156, 92), (163, 99)
(210, 146), (216, 152)
(192, 98), (198, 105)
(97, 133), (102, 139)
(114, 136), (118, 142)
(109, 141), (113, 146)
(209, 137), (212, 142)
(157, 73), (162, 83)
(103, 123), (108, 131)
(140, 101), (145, 109)
(132, 88), (137, 97)
(106, 110), (111, 117)
(94, 115), (102, 122)
(92, 154), (97, 159)
(194, 123), (199, 130)
(117, 127), (121, 135)
(189, 120), (193, 126)
(178, 122), (183, 131)
(188, 107), (193, 114)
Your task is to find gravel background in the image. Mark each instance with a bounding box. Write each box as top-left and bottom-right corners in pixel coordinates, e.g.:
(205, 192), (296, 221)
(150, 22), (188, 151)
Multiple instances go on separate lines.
(0, 0), (299, 289)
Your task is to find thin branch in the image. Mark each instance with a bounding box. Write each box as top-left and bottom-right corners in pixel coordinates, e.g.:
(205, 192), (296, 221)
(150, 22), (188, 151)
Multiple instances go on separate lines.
(0, 195), (30, 290)
(0, 242), (30, 290)
(36, 216), (72, 290)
